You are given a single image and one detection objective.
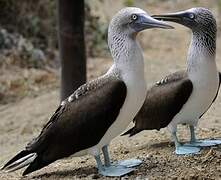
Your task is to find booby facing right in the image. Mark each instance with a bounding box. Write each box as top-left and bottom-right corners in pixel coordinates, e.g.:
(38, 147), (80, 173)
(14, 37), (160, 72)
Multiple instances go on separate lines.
(1, 7), (172, 177)
(124, 8), (221, 155)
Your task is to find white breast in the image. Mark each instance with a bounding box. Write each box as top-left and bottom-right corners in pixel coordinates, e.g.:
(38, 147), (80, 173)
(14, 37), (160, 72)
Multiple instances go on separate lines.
(88, 40), (147, 156)
(168, 55), (219, 132)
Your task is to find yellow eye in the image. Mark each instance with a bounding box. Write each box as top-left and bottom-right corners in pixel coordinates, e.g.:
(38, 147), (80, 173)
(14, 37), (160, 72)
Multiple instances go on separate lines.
(131, 14), (138, 21)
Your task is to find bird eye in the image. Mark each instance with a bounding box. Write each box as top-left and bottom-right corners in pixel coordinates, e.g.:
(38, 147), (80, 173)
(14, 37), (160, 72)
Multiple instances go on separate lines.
(131, 14), (138, 21)
(189, 13), (195, 19)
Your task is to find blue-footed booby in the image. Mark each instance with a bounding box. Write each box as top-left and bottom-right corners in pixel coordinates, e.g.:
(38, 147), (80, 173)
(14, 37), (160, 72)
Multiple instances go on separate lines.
(123, 8), (221, 155)
(1, 7), (172, 177)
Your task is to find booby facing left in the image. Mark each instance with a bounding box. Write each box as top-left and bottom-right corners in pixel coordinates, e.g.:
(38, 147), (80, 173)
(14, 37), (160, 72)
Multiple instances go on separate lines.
(123, 8), (221, 155)
(1, 7), (172, 177)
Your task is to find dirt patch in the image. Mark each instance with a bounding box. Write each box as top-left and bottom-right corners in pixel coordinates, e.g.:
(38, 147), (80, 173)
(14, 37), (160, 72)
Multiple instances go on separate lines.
(1, 53), (221, 179)
(1, 1), (221, 179)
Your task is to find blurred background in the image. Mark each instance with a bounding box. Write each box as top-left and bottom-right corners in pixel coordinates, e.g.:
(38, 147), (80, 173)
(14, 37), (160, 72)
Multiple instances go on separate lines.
(1, 1), (221, 179)
(0, 0), (220, 105)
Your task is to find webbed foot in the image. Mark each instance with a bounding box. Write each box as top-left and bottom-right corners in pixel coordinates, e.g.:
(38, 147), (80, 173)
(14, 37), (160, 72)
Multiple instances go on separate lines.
(115, 158), (142, 168)
(175, 145), (201, 155)
(186, 139), (221, 147)
(99, 164), (134, 177)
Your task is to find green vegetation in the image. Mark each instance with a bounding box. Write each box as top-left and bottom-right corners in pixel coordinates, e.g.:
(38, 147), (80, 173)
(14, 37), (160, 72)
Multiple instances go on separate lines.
(124, 0), (134, 6)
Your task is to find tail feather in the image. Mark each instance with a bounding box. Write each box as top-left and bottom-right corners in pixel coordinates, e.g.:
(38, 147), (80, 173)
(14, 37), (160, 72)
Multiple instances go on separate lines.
(2, 150), (30, 169)
(1, 150), (37, 173)
(121, 127), (142, 137)
(22, 155), (49, 176)
(121, 127), (134, 136)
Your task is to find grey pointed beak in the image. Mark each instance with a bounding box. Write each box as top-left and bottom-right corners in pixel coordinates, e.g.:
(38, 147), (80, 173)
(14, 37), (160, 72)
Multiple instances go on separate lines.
(140, 14), (174, 29)
(152, 11), (186, 24)
(132, 14), (174, 32)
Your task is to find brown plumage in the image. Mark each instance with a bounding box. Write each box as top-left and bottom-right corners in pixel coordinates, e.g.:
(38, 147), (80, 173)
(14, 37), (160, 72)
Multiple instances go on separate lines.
(2, 75), (127, 175)
(123, 71), (221, 136)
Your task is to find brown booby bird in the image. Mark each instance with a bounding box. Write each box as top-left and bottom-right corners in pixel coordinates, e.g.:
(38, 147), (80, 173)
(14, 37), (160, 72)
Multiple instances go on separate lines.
(123, 8), (221, 155)
(1, 7), (173, 176)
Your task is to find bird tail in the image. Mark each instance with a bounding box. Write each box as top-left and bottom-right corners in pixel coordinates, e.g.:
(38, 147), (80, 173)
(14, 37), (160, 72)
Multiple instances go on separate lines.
(121, 127), (141, 137)
(1, 150), (37, 173)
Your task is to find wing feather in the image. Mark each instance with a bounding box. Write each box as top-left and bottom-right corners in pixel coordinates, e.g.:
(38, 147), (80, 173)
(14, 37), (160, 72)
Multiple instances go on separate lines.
(123, 71), (193, 136)
(20, 75), (126, 175)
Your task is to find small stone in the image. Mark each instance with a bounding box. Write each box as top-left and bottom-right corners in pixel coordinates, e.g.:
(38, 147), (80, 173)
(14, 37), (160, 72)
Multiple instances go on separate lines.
(31, 49), (46, 63)
(121, 150), (129, 154)
(92, 174), (100, 179)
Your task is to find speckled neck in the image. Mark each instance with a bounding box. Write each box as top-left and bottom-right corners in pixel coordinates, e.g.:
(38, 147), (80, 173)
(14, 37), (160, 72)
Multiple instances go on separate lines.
(187, 30), (217, 76)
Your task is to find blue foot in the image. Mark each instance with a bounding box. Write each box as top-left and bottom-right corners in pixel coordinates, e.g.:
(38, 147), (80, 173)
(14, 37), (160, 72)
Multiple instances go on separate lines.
(186, 139), (221, 147)
(115, 158), (142, 168)
(176, 145), (201, 155)
(99, 165), (134, 177)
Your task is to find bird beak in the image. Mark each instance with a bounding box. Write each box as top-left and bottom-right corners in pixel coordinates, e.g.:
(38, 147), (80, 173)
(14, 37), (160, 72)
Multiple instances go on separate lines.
(135, 14), (174, 31)
(152, 11), (186, 24)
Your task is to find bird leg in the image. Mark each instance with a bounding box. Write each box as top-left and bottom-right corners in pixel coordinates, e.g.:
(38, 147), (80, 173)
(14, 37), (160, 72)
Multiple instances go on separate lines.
(186, 125), (221, 147)
(95, 145), (141, 177)
(190, 125), (197, 143)
(95, 154), (105, 172)
(102, 145), (111, 167)
(102, 145), (142, 168)
(172, 131), (200, 155)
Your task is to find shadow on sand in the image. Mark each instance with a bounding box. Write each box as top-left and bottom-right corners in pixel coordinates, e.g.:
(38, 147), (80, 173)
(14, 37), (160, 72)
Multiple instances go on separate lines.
(22, 166), (101, 179)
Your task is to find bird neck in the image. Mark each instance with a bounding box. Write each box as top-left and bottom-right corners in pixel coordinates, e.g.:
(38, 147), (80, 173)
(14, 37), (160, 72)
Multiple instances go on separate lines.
(108, 30), (145, 82)
(187, 31), (217, 79)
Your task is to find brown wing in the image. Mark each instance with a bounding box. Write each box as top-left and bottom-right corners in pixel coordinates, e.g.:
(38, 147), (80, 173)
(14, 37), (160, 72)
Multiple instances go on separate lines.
(123, 70), (193, 136)
(21, 76), (127, 175)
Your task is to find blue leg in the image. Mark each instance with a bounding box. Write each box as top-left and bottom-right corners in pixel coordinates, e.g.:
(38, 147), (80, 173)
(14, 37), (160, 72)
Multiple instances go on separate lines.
(185, 125), (221, 147)
(172, 131), (201, 155)
(190, 125), (196, 143)
(95, 145), (140, 177)
(102, 145), (111, 166)
(102, 145), (142, 168)
(94, 155), (104, 172)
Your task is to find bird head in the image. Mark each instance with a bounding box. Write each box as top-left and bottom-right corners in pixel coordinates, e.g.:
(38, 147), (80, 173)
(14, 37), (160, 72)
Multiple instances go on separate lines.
(109, 7), (173, 37)
(152, 8), (216, 34)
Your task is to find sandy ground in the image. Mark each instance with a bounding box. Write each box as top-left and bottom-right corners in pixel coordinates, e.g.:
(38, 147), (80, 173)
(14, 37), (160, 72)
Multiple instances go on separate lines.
(1, 1), (221, 179)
